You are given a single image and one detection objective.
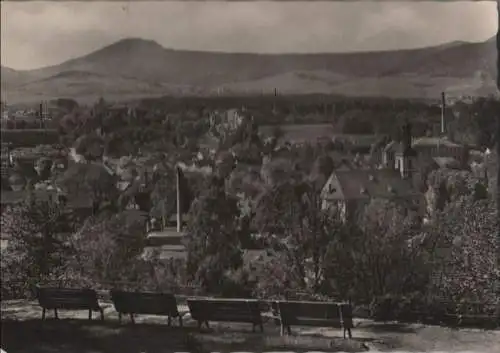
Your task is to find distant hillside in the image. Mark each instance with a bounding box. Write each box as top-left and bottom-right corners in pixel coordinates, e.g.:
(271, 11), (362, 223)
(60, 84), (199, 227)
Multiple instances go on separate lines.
(1, 36), (497, 103)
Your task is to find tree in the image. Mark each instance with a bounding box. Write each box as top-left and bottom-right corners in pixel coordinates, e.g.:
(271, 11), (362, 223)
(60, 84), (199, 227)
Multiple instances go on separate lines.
(425, 169), (488, 218)
(338, 109), (375, 135)
(57, 162), (118, 215)
(1, 196), (76, 298)
(185, 176), (242, 294)
(35, 157), (53, 181)
(253, 180), (341, 293)
(485, 148), (498, 200)
(53, 98), (79, 113)
(325, 199), (422, 302)
(451, 96), (500, 148)
(66, 210), (149, 285)
(73, 132), (105, 162)
(426, 197), (499, 303)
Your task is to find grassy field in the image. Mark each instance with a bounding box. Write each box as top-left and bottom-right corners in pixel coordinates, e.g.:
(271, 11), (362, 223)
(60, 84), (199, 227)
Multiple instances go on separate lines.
(259, 124), (337, 143)
(258, 124), (381, 150)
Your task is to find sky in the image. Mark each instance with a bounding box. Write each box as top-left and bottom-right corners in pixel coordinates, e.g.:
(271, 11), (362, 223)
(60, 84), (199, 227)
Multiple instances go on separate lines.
(1, 1), (498, 70)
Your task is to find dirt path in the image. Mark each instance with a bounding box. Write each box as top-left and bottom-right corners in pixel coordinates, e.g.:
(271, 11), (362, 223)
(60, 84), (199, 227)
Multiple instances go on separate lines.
(324, 321), (500, 352)
(1, 300), (499, 352)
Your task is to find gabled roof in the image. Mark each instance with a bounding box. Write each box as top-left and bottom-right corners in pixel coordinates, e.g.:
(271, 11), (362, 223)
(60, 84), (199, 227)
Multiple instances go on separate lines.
(322, 168), (419, 201)
(383, 139), (418, 157)
(383, 140), (401, 153)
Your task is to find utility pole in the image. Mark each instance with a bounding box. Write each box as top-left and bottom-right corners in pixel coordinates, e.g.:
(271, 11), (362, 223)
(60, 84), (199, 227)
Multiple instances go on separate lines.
(176, 165), (182, 233)
(39, 101), (44, 128)
(440, 92), (446, 135)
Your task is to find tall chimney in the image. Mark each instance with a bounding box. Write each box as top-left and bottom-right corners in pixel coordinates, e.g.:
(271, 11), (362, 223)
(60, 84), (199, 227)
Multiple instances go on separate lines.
(176, 166), (181, 233)
(440, 92), (446, 135)
(39, 102), (43, 128)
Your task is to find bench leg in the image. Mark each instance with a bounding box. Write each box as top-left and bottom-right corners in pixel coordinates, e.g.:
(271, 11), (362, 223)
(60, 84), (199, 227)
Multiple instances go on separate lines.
(89, 310), (92, 321)
(179, 316), (183, 327)
(118, 313), (122, 324)
(259, 323), (264, 333)
(130, 314), (135, 324)
(252, 323), (256, 333)
(42, 308), (46, 320)
(168, 316), (172, 327)
(54, 309), (59, 320)
(205, 321), (210, 329)
(197, 320), (202, 330)
(287, 325), (291, 335)
(100, 309), (104, 321)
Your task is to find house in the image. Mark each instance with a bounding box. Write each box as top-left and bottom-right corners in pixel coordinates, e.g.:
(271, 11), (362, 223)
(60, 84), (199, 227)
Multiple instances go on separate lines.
(321, 121), (422, 222)
(412, 136), (467, 164)
(381, 117), (470, 193)
(320, 169), (422, 221)
(382, 113), (470, 167)
(381, 123), (418, 175)
(382, 98), (468, 170)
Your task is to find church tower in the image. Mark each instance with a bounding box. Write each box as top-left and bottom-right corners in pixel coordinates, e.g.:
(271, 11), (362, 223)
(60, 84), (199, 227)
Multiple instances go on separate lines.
(395, 120), (417, 179)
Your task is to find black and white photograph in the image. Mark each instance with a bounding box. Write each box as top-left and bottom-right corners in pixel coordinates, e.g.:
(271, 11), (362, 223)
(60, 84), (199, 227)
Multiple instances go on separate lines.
(1, 1), (499, 352)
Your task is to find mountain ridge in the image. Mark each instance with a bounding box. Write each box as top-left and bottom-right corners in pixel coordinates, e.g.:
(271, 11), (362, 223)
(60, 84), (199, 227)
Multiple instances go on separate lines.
(1, 36), (497, 103)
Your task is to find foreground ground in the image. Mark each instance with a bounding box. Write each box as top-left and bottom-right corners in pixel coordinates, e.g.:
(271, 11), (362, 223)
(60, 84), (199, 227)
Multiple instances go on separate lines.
(1, 300), (499, 353)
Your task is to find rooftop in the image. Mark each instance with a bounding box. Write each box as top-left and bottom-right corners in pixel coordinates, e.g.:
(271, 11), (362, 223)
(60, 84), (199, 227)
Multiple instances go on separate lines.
(412, 136), (462, 148)
(322, 168), (419, 201)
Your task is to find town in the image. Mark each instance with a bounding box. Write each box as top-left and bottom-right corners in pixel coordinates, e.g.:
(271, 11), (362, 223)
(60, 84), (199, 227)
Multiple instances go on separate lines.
(1, 1), (499, 352)
(1, 91), (499, 351)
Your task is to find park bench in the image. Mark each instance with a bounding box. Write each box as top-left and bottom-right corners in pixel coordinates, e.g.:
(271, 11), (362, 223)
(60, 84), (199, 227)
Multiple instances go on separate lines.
(437, 301), (462, 326)
(36, 286), (104, 321)
(397, 299), (426, 323)
(110, 290), (187, 326)
(272, 300), (353, 338)
(187, 298), (264, 332)
(457, 302), (500, 328)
